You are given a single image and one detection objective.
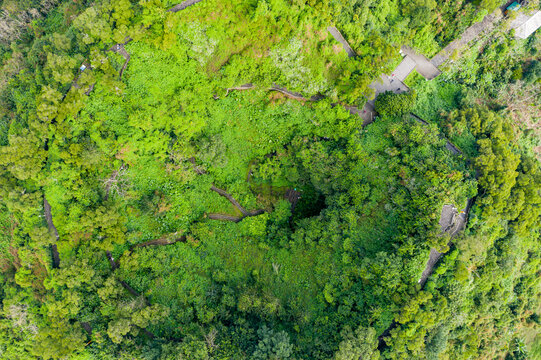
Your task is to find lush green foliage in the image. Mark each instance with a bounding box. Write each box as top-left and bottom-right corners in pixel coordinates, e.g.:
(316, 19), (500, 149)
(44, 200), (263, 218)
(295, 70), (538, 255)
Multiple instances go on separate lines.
(375, 91), (417, 118)
(0, 0), (538, 359)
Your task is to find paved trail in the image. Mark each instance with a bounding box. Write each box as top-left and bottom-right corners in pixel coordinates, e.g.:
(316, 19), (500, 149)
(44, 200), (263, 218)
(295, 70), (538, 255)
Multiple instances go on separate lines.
(360, 47), (437, 123)
(392, 55), (416, 81)
(167, 0), (203, 12)
(431, 12), (501, 67)
(326, 26), (356, 57)
(431, 3), (540, 66)
(401, 46), (441, 79)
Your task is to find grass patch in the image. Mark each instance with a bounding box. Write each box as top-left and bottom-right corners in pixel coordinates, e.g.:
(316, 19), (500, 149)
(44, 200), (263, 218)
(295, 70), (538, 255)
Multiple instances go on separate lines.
(410, 78), (463, 123)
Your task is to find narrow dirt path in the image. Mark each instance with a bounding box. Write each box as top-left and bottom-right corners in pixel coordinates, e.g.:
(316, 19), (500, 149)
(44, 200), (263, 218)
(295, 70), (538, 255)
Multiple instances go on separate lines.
(43, 197), (59, 240)
(104, 251), (160, 341)
(211, 185), (250, 216)
(222, 83), (323, 102)
(106, 250), (119, 270)
(105, 250), (149, 303)
(223, 83), (376, 125)
(104, 250), (184, 341)
(269, 85), (316, 101)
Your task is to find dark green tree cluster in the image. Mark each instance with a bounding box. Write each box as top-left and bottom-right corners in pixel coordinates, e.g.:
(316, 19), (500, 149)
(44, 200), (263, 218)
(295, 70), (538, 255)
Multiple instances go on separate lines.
(374, 91), (417, 118)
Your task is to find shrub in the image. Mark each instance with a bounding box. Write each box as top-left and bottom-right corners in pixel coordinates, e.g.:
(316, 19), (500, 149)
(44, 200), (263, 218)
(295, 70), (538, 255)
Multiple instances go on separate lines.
(374, 90), (417, 117)
(524, 60), (541, 84)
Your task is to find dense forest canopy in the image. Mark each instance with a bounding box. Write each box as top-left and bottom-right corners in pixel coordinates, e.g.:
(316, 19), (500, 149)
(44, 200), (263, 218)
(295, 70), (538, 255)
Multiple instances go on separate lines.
(0, 0), (539, 359)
